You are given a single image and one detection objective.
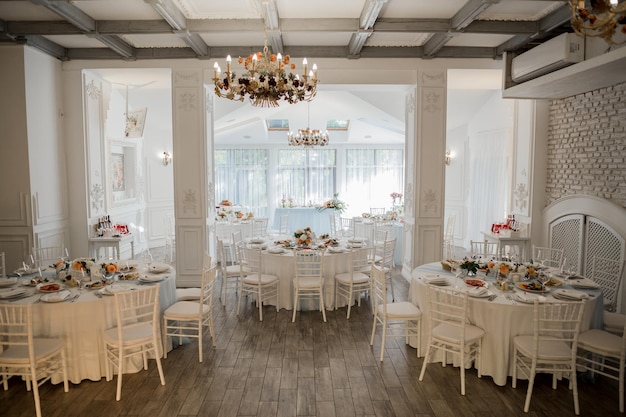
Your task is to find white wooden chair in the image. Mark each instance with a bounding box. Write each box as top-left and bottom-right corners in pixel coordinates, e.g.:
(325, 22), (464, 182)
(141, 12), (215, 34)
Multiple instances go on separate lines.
(370, 265), (421, 362)
(0, 304), (69, 417)
(532, 246), (565, 269)
(103, 285), (165, 401)
(252, 217), (269, 238)
(512, 300), (585, 414)
(237, 246), (279, 321)
(578, 313), (626, 413)
(470, 240), (499, 260)
(0, 252), (5, 277)
(175, 254), (210, 302)
(369, 207), (386, 216)
(419, 285), (485, 395)
(163, 214), (175, 263)
(292, 249), (326, 322)
(218, 238), (242, 307)
(163, 264), (217, 362)
(31, 245), (66, 269)
(339, 217), (355, 238)
(443, 213), (456, 260)
(589, 255), (624, 312)
(334, 247), (371, 319)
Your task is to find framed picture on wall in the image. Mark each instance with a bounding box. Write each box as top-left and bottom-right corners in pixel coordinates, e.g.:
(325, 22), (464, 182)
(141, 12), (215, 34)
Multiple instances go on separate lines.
(125, 108), (147, 138)
(111, 153), (125, 192)
(107, 141), (137, 207)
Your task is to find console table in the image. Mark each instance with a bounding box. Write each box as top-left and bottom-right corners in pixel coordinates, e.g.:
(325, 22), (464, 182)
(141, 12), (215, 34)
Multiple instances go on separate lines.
(481, 231), (530, 261)
(88, 234), (135, 260)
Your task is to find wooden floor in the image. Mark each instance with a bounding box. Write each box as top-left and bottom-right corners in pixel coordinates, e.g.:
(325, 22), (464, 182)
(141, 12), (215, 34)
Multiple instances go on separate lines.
(1, 268), (620, 417)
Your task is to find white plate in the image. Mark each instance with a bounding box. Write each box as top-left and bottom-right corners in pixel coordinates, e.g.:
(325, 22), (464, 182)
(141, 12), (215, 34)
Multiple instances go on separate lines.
(36, 283), (63, 293)
(99, 284), (137, 295)
(148, 263), (170, 274)
(249, 238), (265, 244)
(552, 288), (589, 300)
(139, 275), (165, 282)
(348, 238), (365, 243)
(0, 287), (27, 299)
(468, 288), (493, 298)
(0, 278), (18, 287)
(567, 278), (600, 289)
(40, 290), (71, 303)
(267, 247), (285, 254)
(422, 274), (449, 286)
(515, 293), (548, 304)
(327, 247), (345, 253)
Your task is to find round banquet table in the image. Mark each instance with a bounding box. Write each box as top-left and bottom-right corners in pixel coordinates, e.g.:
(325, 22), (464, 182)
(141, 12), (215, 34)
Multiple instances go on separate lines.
(409, 262), (603, 386)
(4, 262), (176, 384)
(259, 245), (357, 311)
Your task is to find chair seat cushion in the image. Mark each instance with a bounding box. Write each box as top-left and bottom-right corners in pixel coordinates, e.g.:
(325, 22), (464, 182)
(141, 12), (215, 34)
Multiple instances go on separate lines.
(176, 287), (201, 301)
(164, 300), (208, 319)
(432, 321), (484, 344)
(377, 301), (421, 319)
(243, 274), (278, 285)
(603, 311), (625, 335)
(293, 277), (324, 289)
(104, 323), (154, 346)
(578, 329), (622, 356)
(514, 335), (572, 360)
(0, 338), (64, 364)
(224, 265), (242, 275)
(335, 272), (369, 284)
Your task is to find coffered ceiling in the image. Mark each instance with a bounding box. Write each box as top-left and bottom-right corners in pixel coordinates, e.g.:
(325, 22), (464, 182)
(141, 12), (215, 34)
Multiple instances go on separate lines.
(0, 0), (573, 62)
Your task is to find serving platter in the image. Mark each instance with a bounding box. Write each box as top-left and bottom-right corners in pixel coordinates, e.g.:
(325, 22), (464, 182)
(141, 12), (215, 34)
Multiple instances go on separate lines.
(516, 282), (551, 294)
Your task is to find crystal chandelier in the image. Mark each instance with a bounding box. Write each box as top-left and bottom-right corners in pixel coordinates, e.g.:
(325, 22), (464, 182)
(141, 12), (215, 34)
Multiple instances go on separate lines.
(213, 42), (318, 108)
(287, 102), (329, 147)
(570, 0), (626, 45)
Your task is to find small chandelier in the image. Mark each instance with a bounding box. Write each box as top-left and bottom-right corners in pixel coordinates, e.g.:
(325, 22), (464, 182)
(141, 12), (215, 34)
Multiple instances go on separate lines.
(287, 102), (329, 147)
(213, 42), (318, 108)
(570, 0), (626, 45)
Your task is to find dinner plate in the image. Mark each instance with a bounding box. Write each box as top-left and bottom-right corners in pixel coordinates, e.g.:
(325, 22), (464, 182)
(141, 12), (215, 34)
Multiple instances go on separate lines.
(422, 274), (449, 286)
(567, 278), (600, 289)
(327, 247), (345, 253)
(515, 293), (548, 304)
(0, 277), (18, 287)
(36, 282), (63, 293)
(0, 287), (27, 299)
(348, 238), (365, 243)
(139, 274), (165, 282)
(249, 238), (265, 244)
(516, 282), (551, 294)
(464, 278), (487, 288)
(40, 290), (72, 303)
(148, 263), (170, 274)
(267, 247), (286, 254)
(99, 284), (137, 295)
(86, 281), (106, 290)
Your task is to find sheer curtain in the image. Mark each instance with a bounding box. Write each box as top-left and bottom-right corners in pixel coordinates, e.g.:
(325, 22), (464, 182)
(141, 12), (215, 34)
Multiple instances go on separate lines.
(277, 149), (336, 206)
(467, 129), (509, 244)
(214, 149), (269, 216)
(344, 149), (404, 216)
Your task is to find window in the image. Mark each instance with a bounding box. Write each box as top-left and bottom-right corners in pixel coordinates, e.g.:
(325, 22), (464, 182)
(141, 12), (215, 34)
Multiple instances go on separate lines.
(266, 119), (290, 130)
(326, 119), (349, 130)
(278, 149), (336, 206)
(344, 149), (404, 213)
(214, 149), (269, 216)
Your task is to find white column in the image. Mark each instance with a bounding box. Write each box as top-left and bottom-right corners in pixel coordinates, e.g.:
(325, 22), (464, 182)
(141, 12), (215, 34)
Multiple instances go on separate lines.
(172, 70), (208, 287)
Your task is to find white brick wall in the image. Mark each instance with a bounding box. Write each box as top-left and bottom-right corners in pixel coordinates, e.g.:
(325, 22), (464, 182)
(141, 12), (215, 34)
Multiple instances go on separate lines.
(547, 82), (626, 208)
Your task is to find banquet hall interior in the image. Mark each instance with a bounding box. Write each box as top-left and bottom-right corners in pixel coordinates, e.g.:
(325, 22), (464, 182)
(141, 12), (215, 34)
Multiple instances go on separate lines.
(0, 1), (625, 416)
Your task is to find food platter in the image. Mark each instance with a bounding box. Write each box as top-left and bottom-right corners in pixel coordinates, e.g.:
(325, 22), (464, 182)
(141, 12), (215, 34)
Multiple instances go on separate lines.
(464, 278), (487, 288)
(36, 282), (63, 293)
(516, 282), (551, 294)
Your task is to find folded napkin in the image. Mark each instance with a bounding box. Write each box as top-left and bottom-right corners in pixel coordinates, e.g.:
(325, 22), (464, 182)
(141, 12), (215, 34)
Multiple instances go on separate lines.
(423, 274), (448, 285)
(267, 247), (285, 254)
(567, 277), (599, 289)
(0, 287), (26, 299)
(149, 263), (170, 273)
(0, 278), (18, 287)
(140, 274), (165, 282)
(516, 293), (548, 303)
(468, 287), (489, 297)
(553, 288), (589, 300)
(43, 290), (71, 302)
(105, 284), (135, 293)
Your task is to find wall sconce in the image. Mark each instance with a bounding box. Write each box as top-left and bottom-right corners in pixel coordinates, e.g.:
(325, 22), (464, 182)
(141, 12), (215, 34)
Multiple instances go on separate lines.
(444, 149), (453, 166)
(162, 151), (172, 166)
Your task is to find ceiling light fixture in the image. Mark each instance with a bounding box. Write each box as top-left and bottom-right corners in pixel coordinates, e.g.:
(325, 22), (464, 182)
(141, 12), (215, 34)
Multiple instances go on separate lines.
(287, 103), (329, 147)
(570, 0), (626, 45)
(212, 41), (318, 107)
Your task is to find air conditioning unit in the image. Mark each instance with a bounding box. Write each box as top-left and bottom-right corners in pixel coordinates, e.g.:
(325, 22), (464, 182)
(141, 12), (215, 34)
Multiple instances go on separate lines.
(511, 33), (584, 83)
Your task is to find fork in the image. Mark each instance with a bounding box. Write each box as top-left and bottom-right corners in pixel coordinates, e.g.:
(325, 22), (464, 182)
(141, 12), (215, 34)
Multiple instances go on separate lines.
(505, 295), (516, 304)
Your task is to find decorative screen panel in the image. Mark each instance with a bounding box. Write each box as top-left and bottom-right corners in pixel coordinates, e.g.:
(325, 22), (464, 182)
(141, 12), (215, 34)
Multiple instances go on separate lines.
(584, 217), (625, 278)
(549, 214), (584, 274)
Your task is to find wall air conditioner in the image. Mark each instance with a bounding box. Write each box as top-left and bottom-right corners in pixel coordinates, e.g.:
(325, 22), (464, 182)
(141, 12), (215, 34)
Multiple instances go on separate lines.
(511, 33), (584, 83)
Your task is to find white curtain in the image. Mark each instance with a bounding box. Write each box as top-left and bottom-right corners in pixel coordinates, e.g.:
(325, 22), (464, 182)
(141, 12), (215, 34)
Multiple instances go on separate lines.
(467, 129), (509, 244)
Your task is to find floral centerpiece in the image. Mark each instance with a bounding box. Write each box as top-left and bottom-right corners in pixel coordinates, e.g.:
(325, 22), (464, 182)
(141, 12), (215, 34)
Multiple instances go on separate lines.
(317, 193), (347, 214)
(458, 259), (480, 275)
(101, 261), (119, 276)
(294, 226), (314, 247)
(390, 192), (403, 206)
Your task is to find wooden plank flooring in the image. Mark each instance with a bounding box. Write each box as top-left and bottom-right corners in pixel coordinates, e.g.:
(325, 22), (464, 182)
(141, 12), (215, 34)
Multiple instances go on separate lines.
(0, 268), (619, 417)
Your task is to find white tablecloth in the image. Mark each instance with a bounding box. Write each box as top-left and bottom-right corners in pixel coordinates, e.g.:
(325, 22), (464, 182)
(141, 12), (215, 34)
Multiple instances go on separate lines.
(272, 207), (332, 235)
(261, 249), (354, 311)
(7, 263), (177, 384)
(409, 262), (602, 386)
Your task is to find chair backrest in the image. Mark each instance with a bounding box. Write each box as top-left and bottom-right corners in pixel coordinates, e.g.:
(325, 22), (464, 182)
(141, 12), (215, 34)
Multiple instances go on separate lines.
(31, 245), (66, 268)
(294, 249), (324, 285)
(350, 247), (371, 274)
(329, 213), (339, 235)
(231, 231), (243, 261)
(0, 304), (35, 364)
(371, 264), (388, 315)
(239, 246), (263, 279)
(253, 218), (269, 237)
(532, 246), (564, 269)
(217, 238), (232, 272)
(111, 285), (160, 342)
(470, 240), (498, 260)
(530, 300), (584, 357)
(340, 217), (354, 237)
(370, 207), (386, 216)
(373, 229), (389, 246)
(201, 264), (217, 311)
(279, 215), (289, 235)
(214, 222), (232, 242)
(0, 252), (5, 277)
(378, 238), (397, 269)
(445, 214), (456, 237)
(426, 285), (471, 342)
(590, 255), (624, 310)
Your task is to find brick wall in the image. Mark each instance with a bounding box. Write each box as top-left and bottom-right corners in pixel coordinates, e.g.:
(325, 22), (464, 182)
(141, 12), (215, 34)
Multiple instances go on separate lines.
(547, 82), (626, 208)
